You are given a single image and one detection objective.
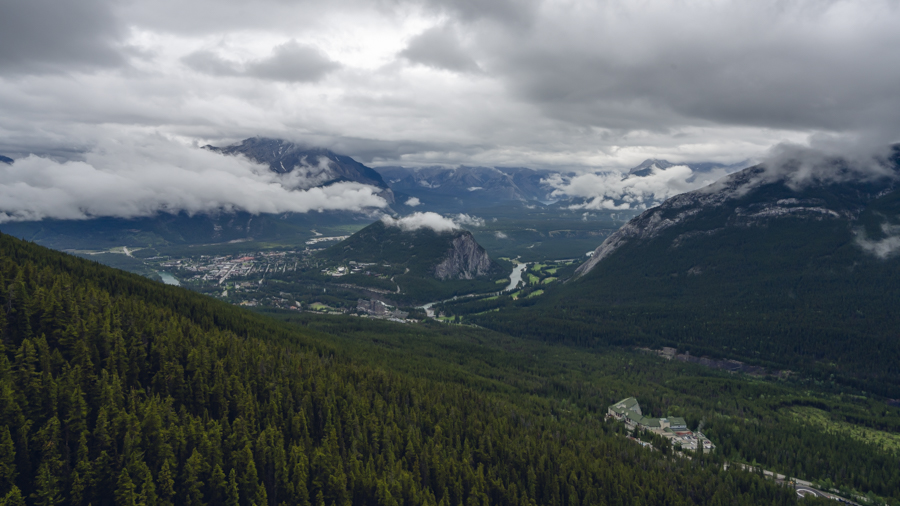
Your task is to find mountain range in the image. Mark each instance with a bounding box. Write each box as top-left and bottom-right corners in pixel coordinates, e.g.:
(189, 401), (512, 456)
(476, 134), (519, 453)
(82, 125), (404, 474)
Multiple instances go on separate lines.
(376, 165), (559, 210)
(1, 137), (746, 251)
(473, 147), (900, 396)
(0, 139), (396, 250)
(625, 158), (749, 178)
(375, 159), (749, 213)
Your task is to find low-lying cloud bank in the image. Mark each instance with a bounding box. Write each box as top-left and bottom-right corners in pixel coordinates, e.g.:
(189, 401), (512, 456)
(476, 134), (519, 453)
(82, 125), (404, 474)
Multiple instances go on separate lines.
(544, 164), (735, 210)
(760, 139), (899, 190)
(380, 212), (483, 233)
(855, 223), (900, 259)
(0, 138), (388, 223)
(547, 141), (900, 210)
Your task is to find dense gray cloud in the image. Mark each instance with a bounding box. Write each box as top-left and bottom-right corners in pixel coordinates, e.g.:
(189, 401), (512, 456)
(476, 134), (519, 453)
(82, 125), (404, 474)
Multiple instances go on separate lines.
(247, 41), (340, 82)
(0, 0), (123, 74)
(487, 1), (900, 136)
(183, 41), (339, 82)
(400, 25), (480, 73)
(1, 0), (898, 185)
(759, 136), (899, 189)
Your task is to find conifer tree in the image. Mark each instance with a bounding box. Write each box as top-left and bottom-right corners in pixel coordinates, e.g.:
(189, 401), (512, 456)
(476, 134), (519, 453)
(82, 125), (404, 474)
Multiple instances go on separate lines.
(226, 469), (240, 506)
(1, 486), (26, 506)
(0, 426), (16, 494)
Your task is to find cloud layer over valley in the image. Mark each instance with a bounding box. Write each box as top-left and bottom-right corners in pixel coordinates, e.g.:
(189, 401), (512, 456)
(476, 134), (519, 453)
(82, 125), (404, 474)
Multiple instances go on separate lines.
(545, 164), (737, 210)
(0, 136), (388, 223)
(381, 212), (483, 233)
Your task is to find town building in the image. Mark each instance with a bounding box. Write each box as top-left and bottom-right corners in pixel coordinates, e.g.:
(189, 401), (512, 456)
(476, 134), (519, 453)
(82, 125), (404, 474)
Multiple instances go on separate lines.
(608, 397), (715, 453)
(357, 298), (409, 320)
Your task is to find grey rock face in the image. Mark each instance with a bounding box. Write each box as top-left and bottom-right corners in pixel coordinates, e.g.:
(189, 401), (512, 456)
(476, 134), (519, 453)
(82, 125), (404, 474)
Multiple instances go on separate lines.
(576, 161), (900, 277)
(434, 232), (495, 280)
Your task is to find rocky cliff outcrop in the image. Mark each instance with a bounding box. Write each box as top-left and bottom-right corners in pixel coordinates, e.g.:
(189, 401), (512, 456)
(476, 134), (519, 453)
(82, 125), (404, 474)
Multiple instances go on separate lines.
(434, 232), (496, 280)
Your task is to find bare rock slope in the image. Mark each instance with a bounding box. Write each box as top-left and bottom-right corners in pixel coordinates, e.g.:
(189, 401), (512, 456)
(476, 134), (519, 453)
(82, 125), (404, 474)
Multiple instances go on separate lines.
(577, 154), (900, 277)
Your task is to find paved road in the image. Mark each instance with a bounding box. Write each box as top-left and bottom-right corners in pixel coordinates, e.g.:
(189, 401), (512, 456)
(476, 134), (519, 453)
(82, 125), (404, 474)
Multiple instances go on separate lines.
(795, 485), (827, 498)
(725, 463), (860, 505)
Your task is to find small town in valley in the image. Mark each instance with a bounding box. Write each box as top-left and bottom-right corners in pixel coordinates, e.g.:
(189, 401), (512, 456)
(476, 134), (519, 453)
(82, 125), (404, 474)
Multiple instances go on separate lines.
(608, 397), (715, 453)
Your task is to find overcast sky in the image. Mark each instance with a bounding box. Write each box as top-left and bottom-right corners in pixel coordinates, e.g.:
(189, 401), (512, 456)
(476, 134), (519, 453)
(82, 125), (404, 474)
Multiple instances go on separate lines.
(1, 0), (898, 171)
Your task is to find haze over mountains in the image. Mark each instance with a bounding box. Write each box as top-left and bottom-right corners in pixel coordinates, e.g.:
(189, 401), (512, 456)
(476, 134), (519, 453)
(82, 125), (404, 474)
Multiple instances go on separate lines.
(0, 137), (749, 251)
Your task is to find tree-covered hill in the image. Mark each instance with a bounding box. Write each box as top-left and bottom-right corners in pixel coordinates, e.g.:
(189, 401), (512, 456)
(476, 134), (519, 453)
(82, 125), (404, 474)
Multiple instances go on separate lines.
(323, 220), (508, 302)
(0, 232), (822, 505)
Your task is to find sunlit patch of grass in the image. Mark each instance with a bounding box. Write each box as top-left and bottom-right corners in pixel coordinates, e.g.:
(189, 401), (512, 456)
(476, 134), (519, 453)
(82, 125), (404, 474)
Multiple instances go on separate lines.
(786, 406), (900, 453)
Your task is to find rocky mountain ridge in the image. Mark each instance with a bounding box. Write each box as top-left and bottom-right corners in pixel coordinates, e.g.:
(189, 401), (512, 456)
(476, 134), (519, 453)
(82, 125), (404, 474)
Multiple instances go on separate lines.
(376, 165), (557, 208)
(206, 137), (395, 203)
(577, 152), (900, 277)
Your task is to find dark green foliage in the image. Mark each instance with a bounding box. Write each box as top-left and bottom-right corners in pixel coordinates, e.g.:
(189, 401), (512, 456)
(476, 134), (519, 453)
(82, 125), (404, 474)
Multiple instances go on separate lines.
(324, 220), (508, 302)
(325, 220), (497, 277)
(0, 232), (818, 505)
(475, 181), (900, 398)
(274, 313), (900, 504)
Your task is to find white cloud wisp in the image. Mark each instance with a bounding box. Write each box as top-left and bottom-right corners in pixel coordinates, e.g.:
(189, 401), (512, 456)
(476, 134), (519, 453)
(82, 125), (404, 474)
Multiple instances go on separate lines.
(380, 212), (483, 233)
(0, 137), (388, 223)
(545, 164), (735, 210)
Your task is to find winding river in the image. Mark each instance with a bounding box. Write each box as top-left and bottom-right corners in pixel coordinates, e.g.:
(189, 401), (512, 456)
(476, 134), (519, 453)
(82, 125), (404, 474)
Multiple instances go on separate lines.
(419, 261), (527, 318)
(505, 262), (527, 292)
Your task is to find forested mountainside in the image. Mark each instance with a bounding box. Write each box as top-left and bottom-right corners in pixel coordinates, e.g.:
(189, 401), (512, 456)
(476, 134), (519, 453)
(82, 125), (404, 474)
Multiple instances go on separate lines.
(0, 232), (818, 505)
(472, 154), (900, 398)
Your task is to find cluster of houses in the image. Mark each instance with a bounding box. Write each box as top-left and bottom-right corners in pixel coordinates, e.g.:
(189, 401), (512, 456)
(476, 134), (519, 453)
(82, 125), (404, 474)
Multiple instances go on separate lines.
(608, 397), (715, 453)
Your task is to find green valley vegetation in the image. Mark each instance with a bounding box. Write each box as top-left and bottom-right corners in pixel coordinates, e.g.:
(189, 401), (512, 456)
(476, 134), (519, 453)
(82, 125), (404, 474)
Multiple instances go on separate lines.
(270, 312), (900, 505)
(465, 167), (900, 400)
(2, 231), (850, 505)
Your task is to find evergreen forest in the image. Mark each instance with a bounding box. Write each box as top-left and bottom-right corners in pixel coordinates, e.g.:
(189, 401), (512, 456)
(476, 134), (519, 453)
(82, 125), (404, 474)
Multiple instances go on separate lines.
(0, 232), (897, 505)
